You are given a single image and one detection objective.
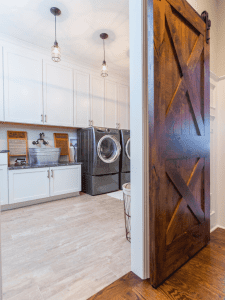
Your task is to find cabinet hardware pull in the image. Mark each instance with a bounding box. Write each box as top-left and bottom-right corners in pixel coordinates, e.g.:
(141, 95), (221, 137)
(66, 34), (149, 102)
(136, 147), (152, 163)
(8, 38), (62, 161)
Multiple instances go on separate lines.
(45, 115), (47, 123)
(51, 170), (53, 178)
(41, 114), (44, 123)
(47, 170), (50, 178)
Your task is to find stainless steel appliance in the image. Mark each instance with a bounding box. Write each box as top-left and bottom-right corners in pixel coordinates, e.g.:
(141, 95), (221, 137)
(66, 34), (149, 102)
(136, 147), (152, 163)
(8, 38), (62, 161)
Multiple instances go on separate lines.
(78, 127), (121, 196)
(119, 129), (130, 189)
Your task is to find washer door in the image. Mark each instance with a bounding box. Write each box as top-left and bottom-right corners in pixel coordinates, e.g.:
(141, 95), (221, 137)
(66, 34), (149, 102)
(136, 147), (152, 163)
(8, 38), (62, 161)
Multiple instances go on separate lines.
(97, 135), (121, 164)
(125, 138), (130, 160)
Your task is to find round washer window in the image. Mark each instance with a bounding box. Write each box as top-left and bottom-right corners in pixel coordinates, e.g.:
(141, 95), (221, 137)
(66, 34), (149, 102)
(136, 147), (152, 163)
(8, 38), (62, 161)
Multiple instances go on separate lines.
(97, 135), (121, 164)
(125, 138), (130, 160)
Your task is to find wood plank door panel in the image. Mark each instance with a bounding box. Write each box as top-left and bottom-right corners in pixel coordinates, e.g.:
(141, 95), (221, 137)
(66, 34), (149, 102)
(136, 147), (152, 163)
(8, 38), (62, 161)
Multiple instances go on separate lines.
(150, 0), (210, 287)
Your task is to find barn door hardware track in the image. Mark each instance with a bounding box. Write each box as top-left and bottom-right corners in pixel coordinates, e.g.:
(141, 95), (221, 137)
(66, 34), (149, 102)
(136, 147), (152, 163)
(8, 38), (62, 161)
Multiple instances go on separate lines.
(201, 11), (211, 44)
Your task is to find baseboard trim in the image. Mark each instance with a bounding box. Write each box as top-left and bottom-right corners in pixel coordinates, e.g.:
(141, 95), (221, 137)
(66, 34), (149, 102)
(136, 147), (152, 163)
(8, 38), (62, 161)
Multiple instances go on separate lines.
(1, 192), (80, 211)
(217, 225), (225, 230)
(210, 225), (225, 233)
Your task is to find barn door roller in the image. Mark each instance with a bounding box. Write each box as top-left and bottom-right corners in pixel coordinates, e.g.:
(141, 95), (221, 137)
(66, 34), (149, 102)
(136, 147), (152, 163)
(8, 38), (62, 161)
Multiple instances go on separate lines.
(201, 11), (211, 44)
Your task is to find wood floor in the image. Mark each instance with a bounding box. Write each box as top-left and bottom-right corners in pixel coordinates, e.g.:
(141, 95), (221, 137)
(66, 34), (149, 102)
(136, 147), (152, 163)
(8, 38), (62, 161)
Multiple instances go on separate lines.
(89, 228), (225, 300)
(1, 193), (131, 300)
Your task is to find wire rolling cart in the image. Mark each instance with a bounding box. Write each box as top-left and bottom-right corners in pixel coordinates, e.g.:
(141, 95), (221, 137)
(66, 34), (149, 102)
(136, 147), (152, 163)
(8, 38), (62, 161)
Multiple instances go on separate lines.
(122, 183), (131, 242)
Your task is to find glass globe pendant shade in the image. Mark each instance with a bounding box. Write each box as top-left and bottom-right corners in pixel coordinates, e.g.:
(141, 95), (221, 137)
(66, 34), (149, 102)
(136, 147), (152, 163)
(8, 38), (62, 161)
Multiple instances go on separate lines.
(101, 61), (108, 77)
(51, 42), (61, 62)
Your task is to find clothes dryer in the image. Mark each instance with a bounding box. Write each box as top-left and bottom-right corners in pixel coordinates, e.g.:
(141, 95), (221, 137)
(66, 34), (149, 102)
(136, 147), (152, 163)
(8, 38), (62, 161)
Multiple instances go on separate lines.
(78, 127), (121, 195)
(119, 129), (130, 189)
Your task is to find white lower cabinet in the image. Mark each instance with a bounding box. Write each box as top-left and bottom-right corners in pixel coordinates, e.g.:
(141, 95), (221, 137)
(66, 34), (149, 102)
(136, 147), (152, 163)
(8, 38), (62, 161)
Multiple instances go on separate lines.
(9, 168), (50, 204)
(50, 165), (81, 197)
(0, 165), (8, 205)
(8, 165), (81, 204)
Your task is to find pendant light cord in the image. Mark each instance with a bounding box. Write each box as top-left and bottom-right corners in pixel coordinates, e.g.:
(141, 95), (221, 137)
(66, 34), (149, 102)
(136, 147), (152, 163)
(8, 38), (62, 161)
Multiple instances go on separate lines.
(55, 15), (57, 43)
(103, 39), (105, 62)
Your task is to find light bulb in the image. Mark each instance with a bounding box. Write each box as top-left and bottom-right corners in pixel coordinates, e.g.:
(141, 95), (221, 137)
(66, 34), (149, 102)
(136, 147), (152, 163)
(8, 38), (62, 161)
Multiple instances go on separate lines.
(101, 61), (108, 77)
(51, 44), (61, 62)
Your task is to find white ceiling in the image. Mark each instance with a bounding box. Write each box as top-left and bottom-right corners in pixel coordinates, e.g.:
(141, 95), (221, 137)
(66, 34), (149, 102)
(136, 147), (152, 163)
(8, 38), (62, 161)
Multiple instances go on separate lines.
(0, 0), (129, 77)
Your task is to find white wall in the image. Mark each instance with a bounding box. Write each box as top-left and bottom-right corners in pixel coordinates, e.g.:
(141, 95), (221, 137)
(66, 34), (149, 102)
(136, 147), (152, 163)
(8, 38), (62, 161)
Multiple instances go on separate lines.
(0, 124), (77, 164)
(215, 78), (225, 229)
(187, 0), (225, 231)
(216, 1), (225, 78)
(187, 0), (218, 76)
(214, 1), (225, 229)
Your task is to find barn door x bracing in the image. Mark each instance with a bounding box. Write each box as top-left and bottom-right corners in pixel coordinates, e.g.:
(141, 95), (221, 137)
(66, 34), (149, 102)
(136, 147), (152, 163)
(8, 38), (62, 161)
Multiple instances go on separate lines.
(149, 0), (210, 287)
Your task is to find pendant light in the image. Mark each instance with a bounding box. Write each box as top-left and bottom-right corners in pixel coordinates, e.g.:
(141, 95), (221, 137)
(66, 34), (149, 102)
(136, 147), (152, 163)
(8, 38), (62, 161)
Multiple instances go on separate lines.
(100, 33), (108, 77)
(50, 7), (61, 62)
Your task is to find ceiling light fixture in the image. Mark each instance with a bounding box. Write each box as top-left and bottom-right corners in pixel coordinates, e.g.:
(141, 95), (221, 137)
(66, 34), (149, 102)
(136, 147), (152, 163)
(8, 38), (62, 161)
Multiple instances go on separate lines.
(50, 7), (61, 62)
(100, 33), (108, 77)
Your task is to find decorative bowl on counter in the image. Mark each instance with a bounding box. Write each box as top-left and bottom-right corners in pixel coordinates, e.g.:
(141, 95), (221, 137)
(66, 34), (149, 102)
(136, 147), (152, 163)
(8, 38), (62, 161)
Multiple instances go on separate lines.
(29, 148), (61, 166)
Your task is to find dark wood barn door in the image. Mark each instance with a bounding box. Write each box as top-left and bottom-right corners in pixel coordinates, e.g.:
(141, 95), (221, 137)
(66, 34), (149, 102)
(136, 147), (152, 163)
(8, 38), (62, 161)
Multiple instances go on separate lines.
(149, 0), (210, 287)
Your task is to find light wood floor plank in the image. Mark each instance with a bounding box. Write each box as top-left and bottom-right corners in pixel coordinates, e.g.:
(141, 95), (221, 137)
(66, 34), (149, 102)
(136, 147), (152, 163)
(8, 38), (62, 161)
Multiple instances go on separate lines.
(2, 193), (131, 300)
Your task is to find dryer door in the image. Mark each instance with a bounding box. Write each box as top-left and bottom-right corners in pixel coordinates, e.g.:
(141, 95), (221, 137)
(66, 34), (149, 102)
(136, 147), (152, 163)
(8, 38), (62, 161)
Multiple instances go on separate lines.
(97, 135), (121, 164)
(125, 138), (130, 160)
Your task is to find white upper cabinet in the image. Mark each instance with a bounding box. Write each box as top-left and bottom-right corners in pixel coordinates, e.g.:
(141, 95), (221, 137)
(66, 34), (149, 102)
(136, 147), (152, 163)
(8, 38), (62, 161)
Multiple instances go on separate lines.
(0, 46), (4, 121)
(90, 75), (105, 127)
(105, 80), (117, 129)
(43, 61), (74, 127)
(4, 46), (43, 124)
(118, 84), (130, 130)
(74, 71), (90, 128)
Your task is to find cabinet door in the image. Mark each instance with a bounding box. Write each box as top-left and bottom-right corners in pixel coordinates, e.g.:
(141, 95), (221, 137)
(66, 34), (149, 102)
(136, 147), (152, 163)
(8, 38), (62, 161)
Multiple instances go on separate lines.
(43, 61), (73, 127)
(90, 76), (105, 127)
(0, 46), (4, 121)
(105, 80), (117, 128)
(50, 165), (81, 197)
(74, 71), (90, 127)
(0, 165), (8, 205)
(118, 84), (130, 130)
(9, 168), (50, 204)
(4, 46), (43, 124)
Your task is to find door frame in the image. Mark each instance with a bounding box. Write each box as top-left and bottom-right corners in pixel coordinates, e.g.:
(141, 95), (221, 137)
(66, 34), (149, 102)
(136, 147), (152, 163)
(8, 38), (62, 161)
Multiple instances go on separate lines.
(129, 0), (151, 279)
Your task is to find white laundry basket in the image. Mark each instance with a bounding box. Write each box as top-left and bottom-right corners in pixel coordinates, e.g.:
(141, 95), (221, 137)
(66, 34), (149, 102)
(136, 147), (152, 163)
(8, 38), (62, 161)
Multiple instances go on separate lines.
(122, 183), (131, 243)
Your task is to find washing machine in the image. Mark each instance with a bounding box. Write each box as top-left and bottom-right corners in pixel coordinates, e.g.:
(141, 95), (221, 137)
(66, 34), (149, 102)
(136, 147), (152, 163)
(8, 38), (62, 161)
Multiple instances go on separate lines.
(77, 127), (121, 196)
(119, 129), (130, 189)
